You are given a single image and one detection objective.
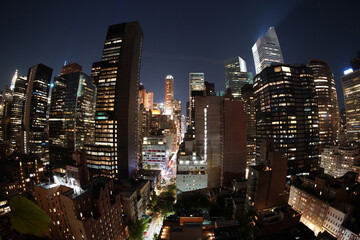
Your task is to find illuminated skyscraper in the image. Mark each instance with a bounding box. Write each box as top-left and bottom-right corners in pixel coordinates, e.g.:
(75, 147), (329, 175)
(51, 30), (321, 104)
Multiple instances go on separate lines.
(224, 56), (253, 99)
(49, 64), (96, 162)
(252, 27), (284, 75)
(164, 75), (174, 115)
(309, 60), (339, 148)
(189, 73), (204, 128)
(9, 75), (28, 151)
(86, 22), (143, 179)
(0, 86), (12, 143)
(23, 64), (53, 161)
(189, 73), (205, 93)
(254, 64), (319, 175)
(342, 66), (360, 142)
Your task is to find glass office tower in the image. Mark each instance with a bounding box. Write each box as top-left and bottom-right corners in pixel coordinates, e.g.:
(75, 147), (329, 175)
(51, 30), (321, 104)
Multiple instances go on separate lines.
(49, 64), (96, 163)
(23, 64), (53, 162)
(252, 26), (284, 75)
(342, 68), (360, 142)
(224, 56), (253, 100)
(86, 22), (143, 179)
(309, 59), (339, 148)
(188, 73), (205, 129)
(10, 75), (28, 151)
(254, 64), (319, 175)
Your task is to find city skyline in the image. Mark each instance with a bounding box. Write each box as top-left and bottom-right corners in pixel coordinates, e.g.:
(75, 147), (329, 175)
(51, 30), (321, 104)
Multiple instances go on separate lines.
(1, 0), (360, 113)
(1, 3), (360, 237)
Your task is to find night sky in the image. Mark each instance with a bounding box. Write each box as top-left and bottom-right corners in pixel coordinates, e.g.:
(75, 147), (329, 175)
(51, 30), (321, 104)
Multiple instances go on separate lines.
(1, 0), (360, 113)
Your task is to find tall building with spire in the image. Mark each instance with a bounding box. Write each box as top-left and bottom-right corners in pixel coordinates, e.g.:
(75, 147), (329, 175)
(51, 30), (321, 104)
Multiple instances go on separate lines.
(309, 59), (339, 148)
(23, 64), (53, 161)
(164, 75), (174, 116)
(252, 26), (284, 75)
(86, 22), (143, 179)
(224, 56), (253, 100)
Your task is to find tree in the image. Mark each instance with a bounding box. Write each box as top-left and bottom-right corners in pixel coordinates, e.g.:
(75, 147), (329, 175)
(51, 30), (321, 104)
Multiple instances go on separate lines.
(128, 219), (147, 240)
(165, 183), (176, 195)
(148, 183), (176, 217)
(174, 193), (210, 212)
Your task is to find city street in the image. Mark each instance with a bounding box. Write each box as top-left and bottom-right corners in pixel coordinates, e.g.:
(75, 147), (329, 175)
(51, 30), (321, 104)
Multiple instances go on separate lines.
(164, 151), (177, 182)
(144, 151), (177, 239)
(145, 214), (162, 240)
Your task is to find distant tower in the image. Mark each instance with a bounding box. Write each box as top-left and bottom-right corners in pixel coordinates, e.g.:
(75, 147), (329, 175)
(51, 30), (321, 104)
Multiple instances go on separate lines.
(252, 26), (284, 74)
(164, 75), (174, 115)
(309, 59), (339, 148)
(86, 22), (143, 179)
(224, 56), (253, 100)
(23, 64), (53, 161)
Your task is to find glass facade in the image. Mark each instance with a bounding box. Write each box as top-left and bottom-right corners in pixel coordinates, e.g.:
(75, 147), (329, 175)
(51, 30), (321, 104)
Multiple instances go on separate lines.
(23, 64), (53, 162)
(254, 64), (319, 175)
(252, 26), (284, 75)
(241, 84), (256, 166)
(224, 56), (253, 100)
(309, 60), (339, 148)
(49, 70), (96, 160)
(341, 68), (360, 142)
(86, 22), (143, 179)
(189, 73), (204, 128)
(10, 75), (28, 151)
